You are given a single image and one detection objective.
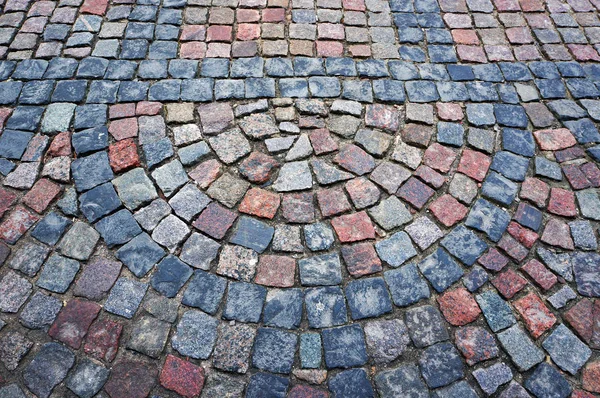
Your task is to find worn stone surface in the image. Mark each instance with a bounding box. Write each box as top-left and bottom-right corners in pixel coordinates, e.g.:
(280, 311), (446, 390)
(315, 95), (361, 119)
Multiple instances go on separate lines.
(2, 6), (600, 395)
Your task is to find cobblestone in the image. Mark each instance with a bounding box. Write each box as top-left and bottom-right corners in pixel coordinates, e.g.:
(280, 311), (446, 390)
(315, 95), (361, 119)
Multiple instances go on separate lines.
(1, 1), (600, 394)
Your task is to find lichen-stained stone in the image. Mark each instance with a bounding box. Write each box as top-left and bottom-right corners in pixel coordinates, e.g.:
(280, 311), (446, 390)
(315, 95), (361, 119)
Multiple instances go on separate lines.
(375, 231), (417, 267)
(375, 365), (429, 398)
(345, 277), (392, 320)
(418, 342), (464, 389)
(364, 319), (410, 364)
(116, 232), (165, 277)
(322, 324), (368, 369)
(524, 363), (572, 398)
(384, 263), (431, 307)
(299, 252), (343, 286)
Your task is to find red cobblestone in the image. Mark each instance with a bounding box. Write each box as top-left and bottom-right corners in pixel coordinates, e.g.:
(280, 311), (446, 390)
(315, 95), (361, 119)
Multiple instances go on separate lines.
(109, 103), (136, 119)
(437, 288), (481, 326)
(541, 218), (574, 250)
(498, 234), (528, 262)
(341, 242), (382, 277)
(104, 360), (157, 398)
(239, 152), (279, 183)
(429, 194), (468, 227)
(457, 149), (491, 182)
(0, 206), (39, 245)
(239, 188), (281, 219)
(583, 362), (600, 393)
(397, 177), (435, 209)
(415, 165), (446, 189)
(507, 221), (539, 248)
(109, 117), (138, 141)
(22, 178), (61, 214)
(548, 187), (577, 217)
(478, 248), (509, 272)
(309, 129), (338, 155)
(317, 187), (351, 217)
(108, 138), (140, 173)
(160, 355), (205, 398)
(331, 211), (376, 242)
(255, 255), (296, 287)
(423, 143), (457, 174)
(513, 292), (556, 339)
(193, 202), (238, 239)
(491, 269), (528, 299)
(0, 188), (17, 218)
(49, 299), (101, 349)
(47, 131), (71, 157)
(519, 177), (549, 208)
(84, 319), (123, 362)
(189, 159), (222, 189)
(521, 259), (557, 291)
(282, 193), (315, 223)
(533, 128), (576, 150)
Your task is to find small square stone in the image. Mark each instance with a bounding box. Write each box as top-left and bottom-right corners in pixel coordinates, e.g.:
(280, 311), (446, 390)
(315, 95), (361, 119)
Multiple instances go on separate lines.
(212, 322), (256, 373)
(171, 310), (218, 359)
(230, 216), (275, 253)
(252, 327), (298, 374)
(104, 277), (148, 319)
(322, 324), (368, 369)
(0, 270), (32, 313)
(37, 253), (80, 294)
(116, 233), (166, 277)
(299, 252), (343, 286)
(151, 255), (193, 298)
(127, 316), (170, 358)
(223, 281), (267, 323)
(384, 264), (430, 307)
(341, 242), (382, 277)
(345, 277), (392, 320)
(152, 214), (190, 252)
(419, 342), (464, 388)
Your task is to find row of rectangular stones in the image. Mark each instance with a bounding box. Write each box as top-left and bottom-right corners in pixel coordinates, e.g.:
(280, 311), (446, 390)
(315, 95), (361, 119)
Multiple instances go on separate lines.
(2, 56), (600, 81)
(5, 0), (600, 61)
(2, 62), (600, 107)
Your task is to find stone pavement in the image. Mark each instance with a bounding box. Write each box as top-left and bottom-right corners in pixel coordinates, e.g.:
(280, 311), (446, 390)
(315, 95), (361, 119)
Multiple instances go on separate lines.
(2, 0), (600, 397)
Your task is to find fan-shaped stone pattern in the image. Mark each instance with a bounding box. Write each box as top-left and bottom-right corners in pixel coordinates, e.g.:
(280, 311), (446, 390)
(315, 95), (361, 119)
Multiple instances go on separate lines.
(3, 0), (600, 396)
